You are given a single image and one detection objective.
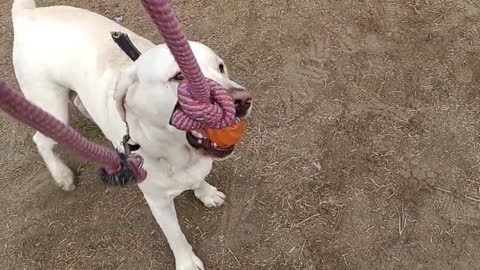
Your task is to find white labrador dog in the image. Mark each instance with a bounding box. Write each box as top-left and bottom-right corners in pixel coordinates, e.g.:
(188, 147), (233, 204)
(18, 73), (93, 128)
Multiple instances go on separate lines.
(11, 1), (252, 269)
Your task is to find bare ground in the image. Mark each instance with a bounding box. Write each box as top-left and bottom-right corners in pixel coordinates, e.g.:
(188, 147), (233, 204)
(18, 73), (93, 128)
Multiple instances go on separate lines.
(2, 0), (480, 269)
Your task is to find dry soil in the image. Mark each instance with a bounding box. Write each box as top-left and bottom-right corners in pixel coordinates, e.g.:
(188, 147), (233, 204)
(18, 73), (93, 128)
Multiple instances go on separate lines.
(2, 0), (480, 269)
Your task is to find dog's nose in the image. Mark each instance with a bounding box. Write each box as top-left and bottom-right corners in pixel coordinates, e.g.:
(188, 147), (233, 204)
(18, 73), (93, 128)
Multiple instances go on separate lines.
(230, 88), (252, 118)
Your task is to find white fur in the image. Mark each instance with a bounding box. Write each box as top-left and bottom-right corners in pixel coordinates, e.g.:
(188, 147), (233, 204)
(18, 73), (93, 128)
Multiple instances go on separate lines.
(11, 1), (250, 269)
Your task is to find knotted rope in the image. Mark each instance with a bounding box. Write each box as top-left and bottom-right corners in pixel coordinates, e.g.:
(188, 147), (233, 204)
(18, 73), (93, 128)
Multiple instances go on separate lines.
(142, 0), (239, 131)
(0, 81), (147, 186)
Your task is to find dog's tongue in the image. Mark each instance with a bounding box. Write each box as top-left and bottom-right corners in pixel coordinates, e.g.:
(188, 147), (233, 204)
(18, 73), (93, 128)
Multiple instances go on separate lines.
(204, 120), (246, 148)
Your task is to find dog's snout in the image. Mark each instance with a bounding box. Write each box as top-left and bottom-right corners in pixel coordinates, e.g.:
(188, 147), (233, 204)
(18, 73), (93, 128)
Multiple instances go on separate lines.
(230, 88), (252, 118)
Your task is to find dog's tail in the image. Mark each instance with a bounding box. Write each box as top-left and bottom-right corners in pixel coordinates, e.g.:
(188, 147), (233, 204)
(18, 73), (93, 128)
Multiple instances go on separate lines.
(12, 0), (36, 17)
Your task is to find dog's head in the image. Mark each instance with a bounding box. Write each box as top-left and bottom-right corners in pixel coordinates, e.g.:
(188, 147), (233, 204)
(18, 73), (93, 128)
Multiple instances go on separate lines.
(114, 41), (252, 159)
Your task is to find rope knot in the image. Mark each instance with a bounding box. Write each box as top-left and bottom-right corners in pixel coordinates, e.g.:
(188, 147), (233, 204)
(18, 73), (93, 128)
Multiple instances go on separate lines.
(171, 79), (239, 131)
(99, 152), (147, 186)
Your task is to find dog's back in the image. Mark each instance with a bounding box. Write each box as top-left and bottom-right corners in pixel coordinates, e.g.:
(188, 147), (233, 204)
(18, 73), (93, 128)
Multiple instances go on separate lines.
(12, 0), (154, 91)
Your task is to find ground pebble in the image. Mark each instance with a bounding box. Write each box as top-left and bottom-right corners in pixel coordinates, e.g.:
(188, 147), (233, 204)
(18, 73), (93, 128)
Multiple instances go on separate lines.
(114, 15), (124, 24)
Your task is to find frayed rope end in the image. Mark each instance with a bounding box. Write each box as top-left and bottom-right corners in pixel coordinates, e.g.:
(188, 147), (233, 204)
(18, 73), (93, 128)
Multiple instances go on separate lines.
(99, 152), (147, 186)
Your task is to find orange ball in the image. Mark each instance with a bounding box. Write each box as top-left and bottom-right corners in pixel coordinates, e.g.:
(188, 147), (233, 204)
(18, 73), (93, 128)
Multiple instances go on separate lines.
(204, 120), (246, 148)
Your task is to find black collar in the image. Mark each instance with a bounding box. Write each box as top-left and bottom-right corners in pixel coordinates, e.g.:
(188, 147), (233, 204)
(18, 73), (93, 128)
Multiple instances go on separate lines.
(111, 31), (141, 61)
(111, 31), (142, 152)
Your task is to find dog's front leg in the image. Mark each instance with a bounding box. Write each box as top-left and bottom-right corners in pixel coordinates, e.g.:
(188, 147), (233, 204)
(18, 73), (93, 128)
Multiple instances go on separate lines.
(139, 157), (212, 269)
(143, 195), (205, 270)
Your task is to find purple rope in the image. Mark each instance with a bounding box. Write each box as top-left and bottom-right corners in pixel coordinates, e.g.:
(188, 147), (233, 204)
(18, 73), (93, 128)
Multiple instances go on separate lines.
(0, 81), (146, 184)
(142, 0), (238, 131)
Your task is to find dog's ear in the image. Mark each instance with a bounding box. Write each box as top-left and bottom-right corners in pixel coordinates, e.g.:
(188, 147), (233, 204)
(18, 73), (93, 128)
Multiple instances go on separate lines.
(114, 66), (138, 122)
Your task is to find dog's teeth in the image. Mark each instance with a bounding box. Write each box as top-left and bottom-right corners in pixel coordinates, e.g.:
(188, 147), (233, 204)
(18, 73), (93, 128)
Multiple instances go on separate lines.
(198, 139), (202, 144)
(212, 142), (218, 147)
(191, 131), (203, 138)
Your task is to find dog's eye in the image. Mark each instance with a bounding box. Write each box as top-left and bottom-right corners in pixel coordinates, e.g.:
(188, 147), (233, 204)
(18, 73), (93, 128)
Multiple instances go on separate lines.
(172, 72), (185, 81)
(219, 63), (225, 74)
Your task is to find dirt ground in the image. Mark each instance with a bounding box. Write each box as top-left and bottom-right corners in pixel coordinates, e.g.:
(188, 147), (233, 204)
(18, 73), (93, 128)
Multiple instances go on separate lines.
(2, 0), (480, 269)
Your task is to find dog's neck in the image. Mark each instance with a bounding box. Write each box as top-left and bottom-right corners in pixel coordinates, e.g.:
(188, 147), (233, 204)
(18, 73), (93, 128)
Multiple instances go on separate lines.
(124, 110), (206, 170)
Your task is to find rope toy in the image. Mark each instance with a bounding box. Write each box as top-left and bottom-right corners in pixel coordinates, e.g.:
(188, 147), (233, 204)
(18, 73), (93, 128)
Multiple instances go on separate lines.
(99, 153), (145, 186)
(0, 1), (246, 188)
(0, 81), (147, 186)
(142, 0), (240, 131)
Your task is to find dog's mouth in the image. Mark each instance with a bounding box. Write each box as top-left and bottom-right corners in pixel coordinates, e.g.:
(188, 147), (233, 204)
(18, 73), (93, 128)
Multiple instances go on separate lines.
(186, 130), (235, 159)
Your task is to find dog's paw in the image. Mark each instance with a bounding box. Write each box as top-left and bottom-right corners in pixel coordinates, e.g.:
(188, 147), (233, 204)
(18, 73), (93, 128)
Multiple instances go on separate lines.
(60, 181), (76, 192)
(194, 188), (226, 208)
(53, 166), (75, 192)
(176, 252), (205, 270)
